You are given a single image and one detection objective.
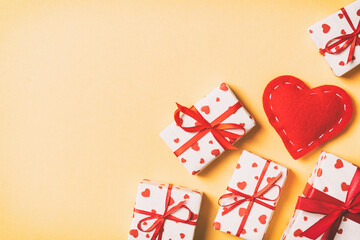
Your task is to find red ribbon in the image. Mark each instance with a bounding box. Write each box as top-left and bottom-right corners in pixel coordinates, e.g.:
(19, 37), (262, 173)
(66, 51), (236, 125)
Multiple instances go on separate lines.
(134, 184), (197, 240)
(218, 160), (282, 237)
(319, 8), (360, 64)
(295, 168), (360, 240)
(174, 102), (245, 157)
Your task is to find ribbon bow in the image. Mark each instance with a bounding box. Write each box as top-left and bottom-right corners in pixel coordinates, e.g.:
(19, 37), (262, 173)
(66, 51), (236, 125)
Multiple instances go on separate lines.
(217, 160), (282, 237)
(173, 102), (245, 157)
(296, 168), (360, 240)
(134, 184), (196, 240)
(219, 172), (282, 216)
(319, 8), (360, 64)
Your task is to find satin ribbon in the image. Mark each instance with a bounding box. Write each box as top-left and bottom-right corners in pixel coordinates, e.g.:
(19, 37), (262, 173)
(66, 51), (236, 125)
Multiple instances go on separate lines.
(218, 160), (282, 237)
(295, 168), (360, 240)
(319, 8), (360, 64)
(134, 184), (197, 240)
(174, 102), (245, 157)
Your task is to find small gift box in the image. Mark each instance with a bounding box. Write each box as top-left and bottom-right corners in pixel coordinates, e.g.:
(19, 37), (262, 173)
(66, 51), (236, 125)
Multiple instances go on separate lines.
(281, 151), (360, 240)
(160, 83), (256, 175)
(128, 179), (202, 240)
(308, 0), (360, 76)
(213, 150), (288, 239)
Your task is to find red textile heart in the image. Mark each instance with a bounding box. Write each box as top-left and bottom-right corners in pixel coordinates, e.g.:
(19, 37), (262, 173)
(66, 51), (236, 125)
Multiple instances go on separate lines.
(263, 76), (353, 159)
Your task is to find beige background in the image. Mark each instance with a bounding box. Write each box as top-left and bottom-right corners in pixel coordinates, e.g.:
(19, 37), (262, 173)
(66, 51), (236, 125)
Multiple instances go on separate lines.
(1, 0), (360, 239)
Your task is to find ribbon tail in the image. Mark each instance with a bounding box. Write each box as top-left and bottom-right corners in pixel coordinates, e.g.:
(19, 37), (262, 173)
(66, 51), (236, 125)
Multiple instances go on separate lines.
(300, 210), (343, 239)
(347, 38), (357, 64)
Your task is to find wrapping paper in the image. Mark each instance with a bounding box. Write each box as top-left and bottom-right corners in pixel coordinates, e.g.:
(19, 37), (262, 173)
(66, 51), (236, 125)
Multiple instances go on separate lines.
(213, 150), (288, 239)
(281, 151), (360, 240)
(128, 179), (202, 240)
(160, 83), (256, 175)
(308, 0), (360, 76)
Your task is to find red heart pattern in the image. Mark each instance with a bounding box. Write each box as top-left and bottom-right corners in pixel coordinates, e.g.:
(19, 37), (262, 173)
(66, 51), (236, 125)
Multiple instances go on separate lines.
(211, 149), (220, 157)
(220, 83), (228, 91)
(191, 142), (200, 151)
(258, 214), (267, 224)
(334, 159), (344, 169)
(341, 182), (349, 191)
(263, 76), (353, 159)
(129, 229), (138, 238)
(322, 23), (331, 33)
(141, 188), (150, 198)
(237, 181), (247, 190)
(213, 222), (221, 230)
(200, 105), (210, 114)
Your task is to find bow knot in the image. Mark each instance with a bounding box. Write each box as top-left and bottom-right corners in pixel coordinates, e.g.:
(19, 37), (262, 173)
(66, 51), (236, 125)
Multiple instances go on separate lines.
(218, 172), (282, 216)
(135, 185), (196, 240)
(174, 102), (245, 155)
(320, 8), (360, 64)
(296, 168), (360, 240)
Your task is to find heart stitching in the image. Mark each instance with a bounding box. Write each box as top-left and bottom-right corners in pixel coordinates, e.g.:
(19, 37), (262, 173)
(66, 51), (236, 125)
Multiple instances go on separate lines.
(263, 75), (353, 159)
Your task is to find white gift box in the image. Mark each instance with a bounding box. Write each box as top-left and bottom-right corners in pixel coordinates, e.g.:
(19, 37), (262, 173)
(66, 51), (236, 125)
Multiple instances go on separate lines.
(128, 179), (202, 240)
(160, 83), (255, 175)
(308, 0), (360, 76)
(213, 150), (288, 239)
(281, 151), (360, 240)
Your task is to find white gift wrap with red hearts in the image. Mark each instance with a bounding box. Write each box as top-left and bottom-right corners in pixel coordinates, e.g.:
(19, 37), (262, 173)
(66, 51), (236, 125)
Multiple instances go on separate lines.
(308, 0), (360, 76)
(281, 151), (360, 240)
(213, 150), (288, 240)
(160, 83), (255, 175)
(128, 180), (202, 240)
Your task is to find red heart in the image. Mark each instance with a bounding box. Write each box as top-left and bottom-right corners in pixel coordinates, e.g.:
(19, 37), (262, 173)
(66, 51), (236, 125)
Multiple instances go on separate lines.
(219, 82), (229, 91)
(129, 229), (138, 238)
(252, 162), (258, 168)
(254, 228), (257, 232)
(213, 222), (221, 230)
(141, 188), (150, 197)
(200, 158), (205, 164)
(323, 187), (329, 192)
(335, 159), (344, 169)
(304, 216), (308, 221)
(191, 142), (200, 151)
(322, 23), (331, 33)
(200, 105), (210, 114)
(209, 140), (213, 144)
(184, 194), (189, 199)
(236, 163), (241, 169)
(237, 181), (247, 190)
(211, 149), (220, 157)
(174, 138), (179, 143)
(339, 13), (344, 19)
(180, 233), (185, 239)
(341, 182), (349, 191)
(239, 207), (246, 217)
(181, 158), (186, 163)
(216, 97), (220, 102)
(317, 168), (323, 177)
(258, 214), (267, 224)
(241, 229), (246, 234)
(341, 29), (346, 35)
(339, 61), (345, 66)
(263, 76), (353, 159)
(338, 229), (343, 234)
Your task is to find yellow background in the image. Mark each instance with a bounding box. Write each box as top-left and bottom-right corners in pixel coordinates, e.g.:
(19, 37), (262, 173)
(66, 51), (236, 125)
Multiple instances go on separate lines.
(1, 0), (360, 239)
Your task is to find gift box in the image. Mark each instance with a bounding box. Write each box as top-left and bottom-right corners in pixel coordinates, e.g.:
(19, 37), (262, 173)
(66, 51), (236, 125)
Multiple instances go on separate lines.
(308, 0), (360, 76)
(213, 150), (288, 239)
(281, 151), (360, 240)
(128, 179), (202, 240)
(160, 83), (256, 175)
